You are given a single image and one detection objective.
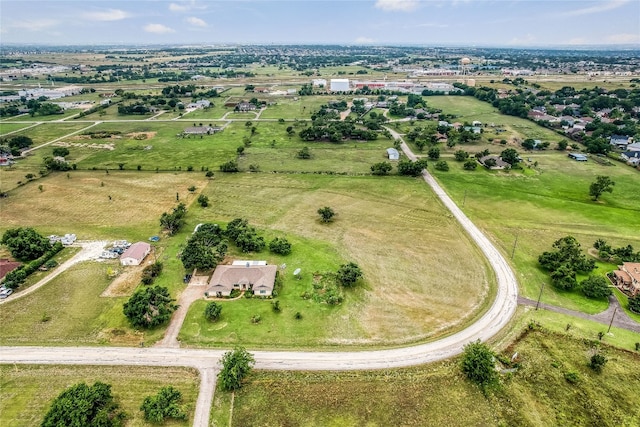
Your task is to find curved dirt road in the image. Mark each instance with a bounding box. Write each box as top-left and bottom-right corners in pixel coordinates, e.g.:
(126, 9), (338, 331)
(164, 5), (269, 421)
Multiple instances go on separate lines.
(0, 133), (519, 425)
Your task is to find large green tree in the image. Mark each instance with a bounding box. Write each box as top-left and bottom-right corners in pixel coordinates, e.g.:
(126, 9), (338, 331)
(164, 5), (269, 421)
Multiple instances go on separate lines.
(500, 148), (520, 166)
(461, 340), (498, 390)
(41, 382), (125, 427)
(140, 386), (187, 423)
(317, 206), (336, 223)
(219, 346), (255, 391)
(336, 262), (363, 287)
(160, 203), (187, 235)
(123, 286), (177, 328)
(589, 175), (615, 201)
(629, 294), (640, 314)
(580, 275), (612, 299)
(2, 227), (51, 261)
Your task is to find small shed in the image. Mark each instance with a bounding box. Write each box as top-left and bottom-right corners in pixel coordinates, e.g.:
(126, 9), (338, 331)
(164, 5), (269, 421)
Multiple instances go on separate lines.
(386, 148), (400, 160)
(568, 153), (588, 162)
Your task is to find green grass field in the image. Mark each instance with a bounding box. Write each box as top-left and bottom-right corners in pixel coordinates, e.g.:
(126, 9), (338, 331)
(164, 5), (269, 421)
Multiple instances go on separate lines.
(179, 173), (492, 348)
(0, 365), (199, 427)
(430, 150), (640, 314)
(210, 327), (640, 427)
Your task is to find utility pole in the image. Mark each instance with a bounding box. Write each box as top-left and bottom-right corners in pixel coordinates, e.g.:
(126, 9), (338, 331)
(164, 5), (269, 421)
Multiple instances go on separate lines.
(462, 189), (467, 207)
(607, 306), (618, 333)
(511, 233), (519, 259)
(535, 282), (545, 310)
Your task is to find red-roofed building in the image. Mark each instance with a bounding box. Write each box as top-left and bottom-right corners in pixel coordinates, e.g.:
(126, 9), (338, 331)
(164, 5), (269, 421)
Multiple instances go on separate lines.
(120, 242), (151, 266)
(0, 259), (21, 281)
(612, 262), (640, 296)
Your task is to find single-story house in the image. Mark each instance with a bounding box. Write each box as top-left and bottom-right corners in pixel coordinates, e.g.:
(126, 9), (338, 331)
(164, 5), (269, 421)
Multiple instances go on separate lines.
(479, 155), (510, 170)
(235, 102), (257, 112)
(186, 100), (211, 109)
(568, 152), (588, 161)
(183, 126), (222, 136)
(612, 262), (640, 296)
(609, 135), (631, 149)
(0, 259), (21, 281)
(386, 148), (399, 160)
(626, 142), (640, 152)
(206, 264), (277, 297)
(621, 151), (640, 165)
(120, 242), (151, 266)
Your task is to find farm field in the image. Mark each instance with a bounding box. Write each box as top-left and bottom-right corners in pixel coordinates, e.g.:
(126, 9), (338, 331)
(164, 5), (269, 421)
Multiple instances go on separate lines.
(179, 173), (492, 348)
(210, 327), (640, 427)
(430, 151), (640, 314)
(0, 365), (199, 427)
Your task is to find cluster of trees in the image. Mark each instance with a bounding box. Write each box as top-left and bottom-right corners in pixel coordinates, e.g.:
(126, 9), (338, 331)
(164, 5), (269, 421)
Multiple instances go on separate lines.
(397, 158), (428, 177)
(538, 236), (595, 291)
(141, 261), (163, 285)
(117, 103), (151, 115)
(41, 381), (189, 426)
(219, 159), (239, 172)
(219, 346), (255, 391)
(123, 285), (177, 328)
(1, 135), (33, 156)
(370, 161), (393, 176)
(299, 119), (378, 142)
(594, 239), (640, 263)
(43, 156), (72, 171)
(181, 223), (227, 271)
(41, 382), (126, 427)
(160, 203), (187, 235)
(226, 218), (266, 253)
(269, 237), (292, 255)
(336, 262), (363, 287)
(2, 227), (51, 260)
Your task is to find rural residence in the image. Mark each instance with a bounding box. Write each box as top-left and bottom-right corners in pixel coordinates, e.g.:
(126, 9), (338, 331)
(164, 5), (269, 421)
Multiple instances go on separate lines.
(386, 148), (400, 160)
(206, 263), (277, 297)
(479, 154), (510, 170)
(612, 262), (640, 296)
(120, 242), (151, 266)
(182, 126), (222, 136)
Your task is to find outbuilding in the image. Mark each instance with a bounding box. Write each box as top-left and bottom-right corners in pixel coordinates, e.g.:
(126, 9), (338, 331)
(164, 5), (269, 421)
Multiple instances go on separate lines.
(568, 152), (588, 161)
(386, 148), (400, 160)
(120, 242), (151, 266)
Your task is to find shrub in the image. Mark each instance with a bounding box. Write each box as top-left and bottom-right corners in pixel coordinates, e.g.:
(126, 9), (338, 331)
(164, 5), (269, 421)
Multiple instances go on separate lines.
(204, 302), (222, 321)
(197, 194), (209, 207)
(140, 386), (187, 423)
(271, 300), (281, 312)
(461, 340), (498, 390)
(336, 262), (363, 287)
(463, 159), (478, 170)
(141, 261), (163, 285)
(434, 160), (449, 171)
(269, 237), (292, 255)
(564, 371), (580, 384)
(629, 294), (640, 313)
(589, 353), (607, 373)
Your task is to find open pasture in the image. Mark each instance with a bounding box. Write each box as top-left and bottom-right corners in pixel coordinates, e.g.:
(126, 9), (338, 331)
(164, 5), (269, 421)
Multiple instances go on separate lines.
(211, 327), (640, 427)
(0, 365), (199, 427)
(430, 151), (640, 313)
(180, 173), (491, 348)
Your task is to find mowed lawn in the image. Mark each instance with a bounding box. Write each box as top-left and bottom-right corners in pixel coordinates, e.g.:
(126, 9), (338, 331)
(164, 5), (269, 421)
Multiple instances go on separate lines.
(211, 328), (640, 427)
(0, 365), (199, 427)
(180, 173), (491, 348)
(430, 151), (640, 314)
(0, 171), (208, 240)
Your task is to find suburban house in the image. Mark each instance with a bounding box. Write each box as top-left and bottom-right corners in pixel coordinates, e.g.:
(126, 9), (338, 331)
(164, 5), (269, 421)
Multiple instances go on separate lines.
(120, 242), (151, 266)
(620, 150), (640, 166)
(235, 102), (257, 112)
(183, 126), (222, 136)
(609, 135), (632, 149)
(479, 154), (510, 170)
(612, 262), (640, 296)
(386, 148), (400, 160)
(0, 259), (21, 281)
(206, 263), (277, 297)
(626, 142), (640, 152)
(568, 152), (588, 161)
(186, 100), (211, 109)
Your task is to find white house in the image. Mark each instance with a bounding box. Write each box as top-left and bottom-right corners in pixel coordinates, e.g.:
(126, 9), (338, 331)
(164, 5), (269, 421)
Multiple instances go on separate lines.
(120, 242), (151, 266)
(312, 79), (327, 87)
(330, 79), (350, 92)
(206, 264), (277, 297)
(386, 148), (400, 160)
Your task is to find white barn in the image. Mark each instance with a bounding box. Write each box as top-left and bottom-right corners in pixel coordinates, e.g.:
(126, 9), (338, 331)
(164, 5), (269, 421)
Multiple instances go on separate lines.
(330, 79), (350, 92)
(120, 242), (151, 266)
(387, 148), (400, 160)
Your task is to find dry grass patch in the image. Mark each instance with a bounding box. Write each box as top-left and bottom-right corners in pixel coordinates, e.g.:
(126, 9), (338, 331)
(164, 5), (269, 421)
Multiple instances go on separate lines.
(0, 171), (207, 239)
(101, 264), (144, 297)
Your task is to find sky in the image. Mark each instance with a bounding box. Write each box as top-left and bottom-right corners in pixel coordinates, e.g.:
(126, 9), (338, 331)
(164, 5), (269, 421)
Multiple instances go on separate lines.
(1, 0), (639, 47)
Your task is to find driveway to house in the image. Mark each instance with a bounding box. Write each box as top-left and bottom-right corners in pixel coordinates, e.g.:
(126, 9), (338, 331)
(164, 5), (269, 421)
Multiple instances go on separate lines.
(0, 240), (107, 305)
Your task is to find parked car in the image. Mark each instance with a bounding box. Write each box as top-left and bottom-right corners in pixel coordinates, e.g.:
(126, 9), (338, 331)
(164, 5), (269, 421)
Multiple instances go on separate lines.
(0, 288), (13, 298)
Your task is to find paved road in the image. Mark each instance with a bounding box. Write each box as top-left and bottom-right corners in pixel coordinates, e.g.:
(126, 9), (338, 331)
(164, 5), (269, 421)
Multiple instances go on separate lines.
(518, 295), (640, 333)
(0, 128), (520, 426)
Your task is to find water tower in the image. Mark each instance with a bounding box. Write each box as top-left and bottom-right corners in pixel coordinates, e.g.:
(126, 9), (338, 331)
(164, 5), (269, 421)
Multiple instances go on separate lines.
(460, 57), (471, 76)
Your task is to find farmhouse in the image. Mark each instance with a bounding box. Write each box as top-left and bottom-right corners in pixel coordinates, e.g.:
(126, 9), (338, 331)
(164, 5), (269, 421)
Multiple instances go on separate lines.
(612, 262), (640, 296)
(386, 148), (400, 160)
(568, 152), (588, 161)
(206, 263), (277, 297)
(120, 242), (151, 266)
(186, 99), (211, 109)
(236, 102), (257, 112)
(620, 151), (640, 166)
(183, 126), (222, 136)
(479, 155), (510, 170)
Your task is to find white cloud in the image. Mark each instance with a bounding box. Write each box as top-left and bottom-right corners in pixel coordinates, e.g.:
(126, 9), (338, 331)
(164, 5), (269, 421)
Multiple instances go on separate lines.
(186, 17), (207, 27)
(567, 37), (587, 45)
(144, 23), (176, 34)
(415, 22), (449, 28)
(355, 36), (375, 43)
(375, 0), (420, 12)
(606, 33), (640, 44)
(82, 9), (131, 21)
(509, 33), (536, 45)
(562, 0), (629, 16)
(169, 1), (206, 13)
(10, 19), (58, 31)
